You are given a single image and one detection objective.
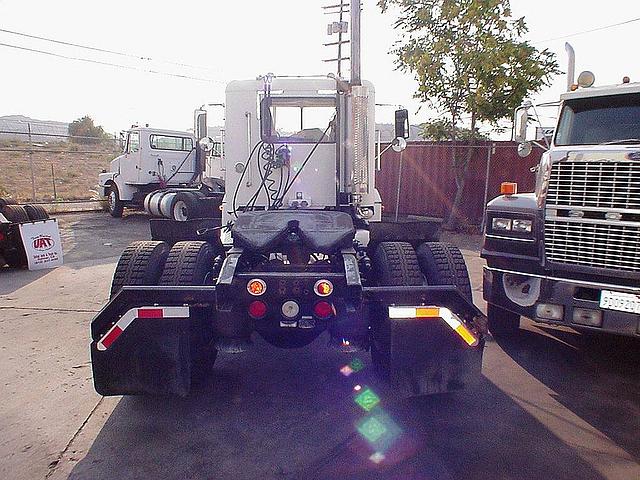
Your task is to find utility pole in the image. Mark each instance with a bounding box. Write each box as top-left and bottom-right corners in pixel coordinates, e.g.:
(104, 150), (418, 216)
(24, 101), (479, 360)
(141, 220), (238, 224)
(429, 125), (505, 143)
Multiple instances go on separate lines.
(350, 0), (361, 85)
(322, 1), (351, 78)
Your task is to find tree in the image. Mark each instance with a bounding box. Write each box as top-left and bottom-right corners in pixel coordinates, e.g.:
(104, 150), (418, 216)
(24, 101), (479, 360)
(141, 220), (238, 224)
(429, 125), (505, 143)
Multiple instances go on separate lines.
(68, 115), (109, 144)
(378, 0), (560, 227)
(420, 119), (488, 141)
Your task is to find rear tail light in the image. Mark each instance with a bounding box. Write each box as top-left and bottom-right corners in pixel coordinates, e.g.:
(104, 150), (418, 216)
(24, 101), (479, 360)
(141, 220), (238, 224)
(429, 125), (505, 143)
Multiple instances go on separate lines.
(248, 300), (267, 319)
(313, 301), (334, 319)
(314, 279), (333, 297)
(247, 279), (266, 296)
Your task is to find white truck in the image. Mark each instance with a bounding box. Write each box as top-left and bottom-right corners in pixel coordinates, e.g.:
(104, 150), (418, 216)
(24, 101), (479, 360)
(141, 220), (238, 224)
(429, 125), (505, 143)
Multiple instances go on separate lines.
(89, 1), (486, 398)
(99, 126), (223, 219)
(483, 44), (640, 338)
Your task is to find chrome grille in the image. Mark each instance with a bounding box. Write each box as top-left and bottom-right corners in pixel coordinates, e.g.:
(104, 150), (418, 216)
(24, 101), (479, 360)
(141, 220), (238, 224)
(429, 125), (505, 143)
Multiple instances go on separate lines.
(545, 158), (640, 272)
(546, 160), (640, 209)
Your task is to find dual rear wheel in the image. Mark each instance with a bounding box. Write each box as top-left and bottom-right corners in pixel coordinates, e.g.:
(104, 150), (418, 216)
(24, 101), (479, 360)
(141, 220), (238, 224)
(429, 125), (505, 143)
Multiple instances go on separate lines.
(110, 240), (216, 386)
(370, 241), (473, 384)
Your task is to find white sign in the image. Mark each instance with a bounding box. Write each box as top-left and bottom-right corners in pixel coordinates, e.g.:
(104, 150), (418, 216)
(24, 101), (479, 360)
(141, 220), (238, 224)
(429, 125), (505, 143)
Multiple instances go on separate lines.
(19, 219), (64, 270)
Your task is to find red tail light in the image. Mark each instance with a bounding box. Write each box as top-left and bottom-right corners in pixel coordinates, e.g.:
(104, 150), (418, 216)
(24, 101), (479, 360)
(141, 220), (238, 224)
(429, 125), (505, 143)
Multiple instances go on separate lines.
(248, 300), (267, 319)
(313, 301), (334, 319)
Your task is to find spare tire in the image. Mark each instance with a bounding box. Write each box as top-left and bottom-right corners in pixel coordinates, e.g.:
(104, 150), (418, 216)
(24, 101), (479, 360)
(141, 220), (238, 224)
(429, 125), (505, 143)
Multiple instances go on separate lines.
(24, 204), (50, 221)
(2, 205), (30, 223)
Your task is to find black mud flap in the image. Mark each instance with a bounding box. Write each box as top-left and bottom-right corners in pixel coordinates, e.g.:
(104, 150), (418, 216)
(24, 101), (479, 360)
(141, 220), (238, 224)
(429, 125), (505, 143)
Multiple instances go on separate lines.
(388, 318), (484, 396)
(91, 318), (192, 397)
(90, 287), (217, 397)
(365, 285), (486, 396)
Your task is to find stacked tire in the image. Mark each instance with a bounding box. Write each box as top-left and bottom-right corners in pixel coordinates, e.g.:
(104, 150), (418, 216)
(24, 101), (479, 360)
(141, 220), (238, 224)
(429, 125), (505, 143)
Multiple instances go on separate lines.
(0, 201), (49, 269)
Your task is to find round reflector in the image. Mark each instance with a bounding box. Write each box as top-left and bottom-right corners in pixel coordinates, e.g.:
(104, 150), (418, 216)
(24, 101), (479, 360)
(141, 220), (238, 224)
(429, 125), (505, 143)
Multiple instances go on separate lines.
(313, 301), (334, 319)
(247, 278), (266, 296)
(314, 279), (333, 297)
(281, 300), (300, 319)
(248, 300), (267, 319)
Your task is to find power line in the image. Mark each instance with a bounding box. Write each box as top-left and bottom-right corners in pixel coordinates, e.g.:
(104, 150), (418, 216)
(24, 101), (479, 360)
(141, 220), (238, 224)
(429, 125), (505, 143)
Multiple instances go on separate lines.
(0, 41), (225, 83)
(0, 27), (215, 71)
(533, 16), (640, 44)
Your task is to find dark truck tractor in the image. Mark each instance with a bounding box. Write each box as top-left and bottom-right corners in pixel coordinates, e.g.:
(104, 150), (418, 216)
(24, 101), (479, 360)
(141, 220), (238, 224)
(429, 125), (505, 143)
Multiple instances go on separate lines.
(483, 46), (640, 339)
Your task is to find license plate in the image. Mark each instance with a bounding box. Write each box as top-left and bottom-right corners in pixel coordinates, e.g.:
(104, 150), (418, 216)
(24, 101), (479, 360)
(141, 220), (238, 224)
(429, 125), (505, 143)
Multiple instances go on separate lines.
(600, 290), (640, 314)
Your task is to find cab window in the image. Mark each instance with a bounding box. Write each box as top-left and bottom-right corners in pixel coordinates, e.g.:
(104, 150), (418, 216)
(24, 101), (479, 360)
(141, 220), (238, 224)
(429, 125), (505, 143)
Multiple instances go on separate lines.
(150, 134), (194, 151)
(127, 132), (140, 153)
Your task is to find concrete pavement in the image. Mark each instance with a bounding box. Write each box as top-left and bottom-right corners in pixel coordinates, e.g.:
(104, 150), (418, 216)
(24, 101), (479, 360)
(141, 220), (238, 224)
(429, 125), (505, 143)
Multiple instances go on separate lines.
(0, 212), (638, 480)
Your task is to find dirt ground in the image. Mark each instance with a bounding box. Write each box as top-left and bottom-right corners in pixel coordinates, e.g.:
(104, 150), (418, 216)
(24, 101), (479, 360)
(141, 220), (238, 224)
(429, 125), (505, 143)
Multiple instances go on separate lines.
(0, 212), (639, 480)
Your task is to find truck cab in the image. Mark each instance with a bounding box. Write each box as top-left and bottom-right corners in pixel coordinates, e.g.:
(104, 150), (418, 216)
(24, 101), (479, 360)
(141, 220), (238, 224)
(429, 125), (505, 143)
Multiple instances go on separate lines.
(482, 71), (640, 338)
(99, 127), (198, 217)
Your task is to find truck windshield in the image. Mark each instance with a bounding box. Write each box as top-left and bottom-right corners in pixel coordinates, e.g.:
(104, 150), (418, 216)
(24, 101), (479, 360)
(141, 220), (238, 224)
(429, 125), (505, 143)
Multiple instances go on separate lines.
(554, 93), (640, 145)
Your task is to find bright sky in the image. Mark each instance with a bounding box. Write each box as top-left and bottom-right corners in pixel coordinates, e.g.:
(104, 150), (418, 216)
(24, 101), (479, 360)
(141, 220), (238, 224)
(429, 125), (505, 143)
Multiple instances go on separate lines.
(0, 0), (639, 136)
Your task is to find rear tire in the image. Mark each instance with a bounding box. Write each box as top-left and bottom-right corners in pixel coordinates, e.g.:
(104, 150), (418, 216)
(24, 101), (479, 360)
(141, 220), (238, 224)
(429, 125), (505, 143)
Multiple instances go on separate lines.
(416, 242), (472, 301)
(159, 241), (216, 386)
(110, 241), (169, 298)
(107, 185), (124, 218)
(2, 205), (30, 223)
(370, 242), (423, 380)
(487, 303), (520, 338)
(24, 204), (50, 221)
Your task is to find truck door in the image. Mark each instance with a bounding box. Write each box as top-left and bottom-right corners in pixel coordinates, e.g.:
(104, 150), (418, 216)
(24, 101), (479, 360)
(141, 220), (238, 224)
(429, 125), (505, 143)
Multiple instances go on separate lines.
(146, 134), (196, 186)
(120, 131), (141, 184)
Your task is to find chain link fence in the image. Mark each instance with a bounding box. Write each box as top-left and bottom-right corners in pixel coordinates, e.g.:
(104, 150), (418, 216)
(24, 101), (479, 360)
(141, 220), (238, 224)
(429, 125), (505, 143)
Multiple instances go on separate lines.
(0, 121), (121, 202)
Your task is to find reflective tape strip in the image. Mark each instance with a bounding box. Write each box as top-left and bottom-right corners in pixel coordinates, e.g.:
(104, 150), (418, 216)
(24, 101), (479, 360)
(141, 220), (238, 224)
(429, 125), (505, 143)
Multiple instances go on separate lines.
(97, 306), (190, 351)
(388, 306), (479, 347)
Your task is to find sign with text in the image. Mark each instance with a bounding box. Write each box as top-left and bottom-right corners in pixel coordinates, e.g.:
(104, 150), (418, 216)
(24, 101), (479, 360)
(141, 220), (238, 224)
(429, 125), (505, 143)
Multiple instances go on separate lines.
(18, 219), (64, 270)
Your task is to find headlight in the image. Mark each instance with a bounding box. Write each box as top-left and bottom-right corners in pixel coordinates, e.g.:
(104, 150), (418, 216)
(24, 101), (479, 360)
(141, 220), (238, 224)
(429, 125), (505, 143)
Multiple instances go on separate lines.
(492, 218), (513, 232)
(512, 219), (533, 233)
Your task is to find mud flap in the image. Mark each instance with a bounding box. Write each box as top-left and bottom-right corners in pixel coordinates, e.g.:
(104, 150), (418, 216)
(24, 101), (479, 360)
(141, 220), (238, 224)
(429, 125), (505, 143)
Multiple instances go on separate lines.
(91, 318), (192, 397)
(388, 317), (484, 396)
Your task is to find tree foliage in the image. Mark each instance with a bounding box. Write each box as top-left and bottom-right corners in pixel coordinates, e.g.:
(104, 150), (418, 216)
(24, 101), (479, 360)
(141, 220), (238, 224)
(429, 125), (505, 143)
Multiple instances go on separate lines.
(68, 115), (109, 144)
(420, 119), (488, 141)
(378, 0), (560, 226)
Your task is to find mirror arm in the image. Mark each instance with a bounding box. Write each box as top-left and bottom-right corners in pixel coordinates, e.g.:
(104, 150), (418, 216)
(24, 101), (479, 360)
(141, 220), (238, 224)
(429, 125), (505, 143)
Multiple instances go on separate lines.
(532, 140), (549, 152)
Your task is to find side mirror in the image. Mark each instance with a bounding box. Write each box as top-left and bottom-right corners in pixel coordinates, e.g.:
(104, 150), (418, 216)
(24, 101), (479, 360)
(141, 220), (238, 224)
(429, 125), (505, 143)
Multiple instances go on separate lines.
(513, 106), (529, 143)
(394, 108), (410, 139)
(194, 109), (208, 142)
(517, 141), (533, 158)
(260, 97), (275, 143)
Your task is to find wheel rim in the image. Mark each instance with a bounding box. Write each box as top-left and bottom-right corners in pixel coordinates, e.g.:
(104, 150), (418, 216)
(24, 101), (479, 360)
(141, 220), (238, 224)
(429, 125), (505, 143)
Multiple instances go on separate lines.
(173, 200), (189, 221)
(108, 191), (116, 211)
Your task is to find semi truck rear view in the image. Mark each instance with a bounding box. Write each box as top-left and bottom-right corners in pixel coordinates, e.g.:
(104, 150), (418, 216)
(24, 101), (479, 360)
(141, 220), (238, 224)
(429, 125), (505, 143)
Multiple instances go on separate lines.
(89, 2), (486, 398)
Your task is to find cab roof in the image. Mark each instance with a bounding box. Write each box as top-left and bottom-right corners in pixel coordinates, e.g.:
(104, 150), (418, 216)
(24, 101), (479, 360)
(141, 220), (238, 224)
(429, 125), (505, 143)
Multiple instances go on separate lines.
(560, 81), (640, 101)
